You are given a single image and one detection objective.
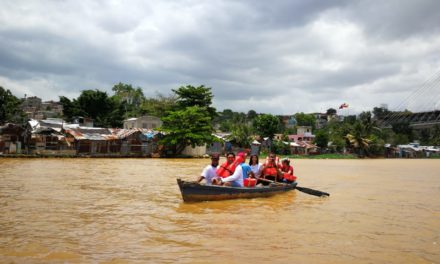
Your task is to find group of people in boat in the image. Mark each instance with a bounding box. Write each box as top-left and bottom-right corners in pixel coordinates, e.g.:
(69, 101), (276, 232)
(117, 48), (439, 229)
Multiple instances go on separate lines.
(196, 152), (297, 187)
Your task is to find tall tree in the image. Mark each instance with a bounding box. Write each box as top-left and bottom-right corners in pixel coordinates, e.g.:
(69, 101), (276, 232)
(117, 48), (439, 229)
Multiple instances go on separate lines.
(314, 129), (329, 149)
(359, 111), (379, 134)
(294, 112), (316, 128)
(0, 87), (26, 124)
(172, 85), (216, 119)
(226, 123), (252, 148)
(76, 89), (123, 127)
(59, 96), (83, 122)
(430, 125), (440, 146)
(112, 82), (145, 118)
(247, 110), (257, 121)
(372, 106), (391, 120)
(159, 85), (218, 155)
(391, 121), (414, 142)
(253, 114), (280, 139)
(141, 93), (177, 117)
(346, 121), (372, 157)
(220, 109), (234, 121)
(160, 106), (215, 155)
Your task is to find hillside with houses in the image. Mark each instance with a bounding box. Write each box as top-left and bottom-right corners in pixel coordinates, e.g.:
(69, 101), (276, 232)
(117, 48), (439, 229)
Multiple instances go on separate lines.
(1, 85), (440, 158)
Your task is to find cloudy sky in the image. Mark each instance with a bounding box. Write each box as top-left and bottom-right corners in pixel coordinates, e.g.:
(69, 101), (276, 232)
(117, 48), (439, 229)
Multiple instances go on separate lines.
(1, 0), (440, 115)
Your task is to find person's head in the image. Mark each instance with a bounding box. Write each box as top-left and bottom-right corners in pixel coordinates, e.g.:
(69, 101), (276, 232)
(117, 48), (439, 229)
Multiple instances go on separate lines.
(211, 153), (220, 166)
(282, 158), (290, 166)
(249, 154), (259, 165)
(226, 152), (235, 164)
(268, 153), (276, 163)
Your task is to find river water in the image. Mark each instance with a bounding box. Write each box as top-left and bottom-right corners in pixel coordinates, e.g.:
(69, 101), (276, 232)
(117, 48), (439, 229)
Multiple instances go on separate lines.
(0, 158), (439, 263)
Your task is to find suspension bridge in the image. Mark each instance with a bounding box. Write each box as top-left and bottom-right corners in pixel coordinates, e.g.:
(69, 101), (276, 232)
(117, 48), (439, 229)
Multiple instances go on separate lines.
(378, 69), (440, 130)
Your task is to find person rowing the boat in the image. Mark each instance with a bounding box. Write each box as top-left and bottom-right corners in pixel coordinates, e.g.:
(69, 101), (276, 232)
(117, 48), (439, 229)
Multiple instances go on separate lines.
(280, 158), (297, 183)
(218, 152), (253, 187)
(258, 153), (283, 185)
(196, 153), (221, 185)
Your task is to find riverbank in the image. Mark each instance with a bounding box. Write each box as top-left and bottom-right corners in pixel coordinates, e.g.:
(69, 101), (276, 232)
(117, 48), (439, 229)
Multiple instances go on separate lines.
(260, 153), (440, 159)
(1, 153), (439, 159)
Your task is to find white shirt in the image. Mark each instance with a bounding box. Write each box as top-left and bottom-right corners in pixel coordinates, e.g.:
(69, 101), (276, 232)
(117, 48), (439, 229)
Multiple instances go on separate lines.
(221, 165), (244, 186)
(200, 165), (218, 185)
(250, 163), (261, 178)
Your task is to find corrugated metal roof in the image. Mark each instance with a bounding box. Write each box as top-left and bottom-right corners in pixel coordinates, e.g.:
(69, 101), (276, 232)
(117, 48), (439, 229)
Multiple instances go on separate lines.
(65, 128), (118, 141)
(110, 128), (158, 140)
(27, 120), (161, 141)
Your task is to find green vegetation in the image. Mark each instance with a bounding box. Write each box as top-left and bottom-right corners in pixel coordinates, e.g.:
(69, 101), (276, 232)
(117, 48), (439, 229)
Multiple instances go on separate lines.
(252, 114), (280, 140)
(160, 105), (215, 155)
(258, 153), (358, 159)
(287, 153), (358, 159)
(428, 153), (440, 159)
(2, 83), (440, 158)
(60, 89), (124, 127)
(159, 85), (217, 155)
(0, 86), (26, 124)
(294, 112), (316, 129)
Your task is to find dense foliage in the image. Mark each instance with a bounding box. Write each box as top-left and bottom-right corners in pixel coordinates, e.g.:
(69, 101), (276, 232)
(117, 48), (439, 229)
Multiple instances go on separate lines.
(60, 90), (124, 127)
(0, 87), (26, 124)
(159, 85), (217, 155)
(160, 106), (215, 155)
(2, 83), (440, 157)
(252, 114), (280, 139)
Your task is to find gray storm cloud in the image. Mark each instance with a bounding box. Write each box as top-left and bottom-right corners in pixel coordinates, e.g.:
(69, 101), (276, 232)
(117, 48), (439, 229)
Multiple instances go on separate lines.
(0, 0), (439, 114)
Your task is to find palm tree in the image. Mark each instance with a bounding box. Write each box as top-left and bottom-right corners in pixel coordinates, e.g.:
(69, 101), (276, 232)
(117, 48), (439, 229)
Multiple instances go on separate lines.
(226, 123), (252, 149)
(346, 121), (372, 157)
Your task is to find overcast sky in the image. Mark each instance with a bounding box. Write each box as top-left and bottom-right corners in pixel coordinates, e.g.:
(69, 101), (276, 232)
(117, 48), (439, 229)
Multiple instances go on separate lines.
(1, 0), (440, 115)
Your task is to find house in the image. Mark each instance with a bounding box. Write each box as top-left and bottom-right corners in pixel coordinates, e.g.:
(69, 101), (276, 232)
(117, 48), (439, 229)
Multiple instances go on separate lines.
(24, 119), (76, 155)
(64, 127), (156, 157)
(0, 123), (24, 154)
(283, 126), (318, 155)
(278, 115), (297, 129)
(288, 126), (315, 143)
(73, 117), (94, 127)
(123, 116), (162, 129)
(21, 96), (42, 120)
(64, 127), (119, 156)
(21, 96), (64, 120)
(22, 119), (158, 157)
(113, 128), (152, 156)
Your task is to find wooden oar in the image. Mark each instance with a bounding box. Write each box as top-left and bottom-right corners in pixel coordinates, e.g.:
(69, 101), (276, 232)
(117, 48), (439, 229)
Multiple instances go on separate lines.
(295, 186), (330, 197)
(258, 178), (330, 197)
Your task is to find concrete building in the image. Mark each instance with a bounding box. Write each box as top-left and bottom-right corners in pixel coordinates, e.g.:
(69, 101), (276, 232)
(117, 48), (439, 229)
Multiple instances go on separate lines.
(123, 116), (162, 129)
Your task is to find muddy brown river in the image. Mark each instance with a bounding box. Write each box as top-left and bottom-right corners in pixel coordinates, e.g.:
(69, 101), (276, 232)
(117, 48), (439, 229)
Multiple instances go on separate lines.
(0, 158), (439, 263)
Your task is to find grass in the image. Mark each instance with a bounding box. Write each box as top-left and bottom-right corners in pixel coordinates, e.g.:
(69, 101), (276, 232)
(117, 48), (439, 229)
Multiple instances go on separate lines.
(428, 154), (440, 159)
(285, 153), (359, 159)
(258, 153), (359, 159)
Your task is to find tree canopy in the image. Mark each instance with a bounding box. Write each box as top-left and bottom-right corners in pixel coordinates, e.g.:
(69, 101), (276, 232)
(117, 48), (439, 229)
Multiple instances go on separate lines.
(140, 93), (177, 118)
(0, 87), (26, 124)
(59, 89), (124, 127)
(294, 112), (316, 128)
(252, 114), (279, 139)
(159, 85), (217, 155)
(172, 85), (217, 119)
(112, 82), (145, 118)
(160, 106), (215, 155)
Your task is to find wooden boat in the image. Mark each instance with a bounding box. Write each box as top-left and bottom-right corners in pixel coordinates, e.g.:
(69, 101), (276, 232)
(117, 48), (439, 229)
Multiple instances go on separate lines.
(177, 178), (297, 202)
